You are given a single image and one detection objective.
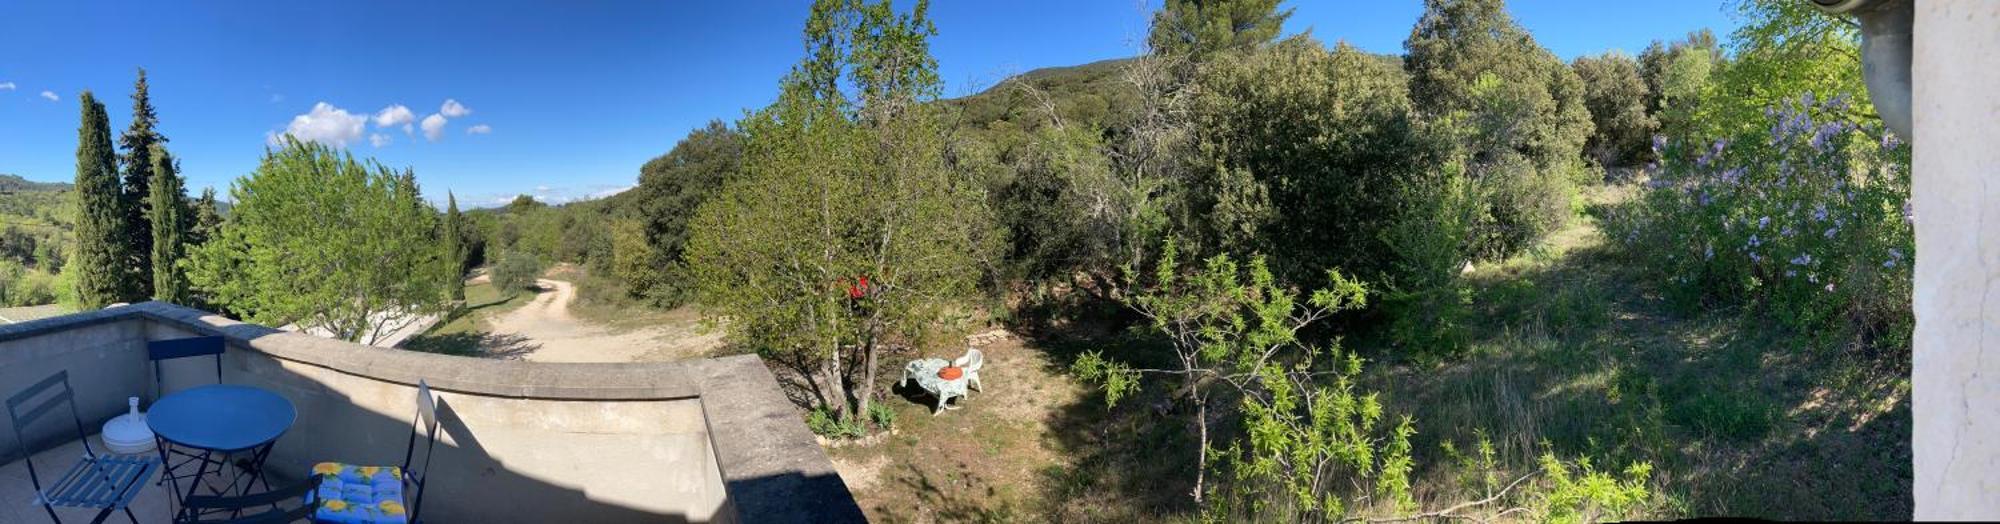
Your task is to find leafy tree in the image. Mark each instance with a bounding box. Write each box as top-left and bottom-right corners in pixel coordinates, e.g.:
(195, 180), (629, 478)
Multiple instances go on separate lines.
(443, 192), (465, 301)
(619, 120), (743, 305)
(1182, 37), (1443, 285)
(67, 91), (134, 309)
(1692, 0), (1870, 140)
(186, 139), (450, 345)
(1572, 52), (1658, 168)
(148, 144), (190, 304)
(1638, 32), (1722, 146)
(489, 250), (541, 296)
(686, 0), (995, 422)
(1072, 242), (1374, 504)
(119, 69), (165, 299)
(189, 187), (223, 247)
(1147, 0), (1292, 60)
(1404, 0), (1593, 256)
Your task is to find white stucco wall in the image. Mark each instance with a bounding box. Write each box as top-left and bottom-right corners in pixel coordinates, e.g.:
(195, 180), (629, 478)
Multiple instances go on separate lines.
(1913, 1), (2000, 519)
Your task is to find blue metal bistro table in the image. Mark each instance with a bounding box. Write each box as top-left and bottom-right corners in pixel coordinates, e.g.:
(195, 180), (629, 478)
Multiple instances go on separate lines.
(147, 384), (297, 513)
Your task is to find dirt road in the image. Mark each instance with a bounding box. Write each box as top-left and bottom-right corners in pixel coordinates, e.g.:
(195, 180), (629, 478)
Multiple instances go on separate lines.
(490, 278), (722, 363)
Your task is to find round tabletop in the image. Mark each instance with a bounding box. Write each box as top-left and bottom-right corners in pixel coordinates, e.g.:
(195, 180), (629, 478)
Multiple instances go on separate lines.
(147, 384), (297, 452)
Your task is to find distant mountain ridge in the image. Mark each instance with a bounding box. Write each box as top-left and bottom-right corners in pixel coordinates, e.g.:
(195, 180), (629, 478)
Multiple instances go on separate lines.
(0, 174), (71, 193)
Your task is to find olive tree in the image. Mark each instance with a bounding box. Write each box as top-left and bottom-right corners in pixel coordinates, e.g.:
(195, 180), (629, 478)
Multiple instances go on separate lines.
(186, 138), (450, 345)
(685, 0), (996, 423)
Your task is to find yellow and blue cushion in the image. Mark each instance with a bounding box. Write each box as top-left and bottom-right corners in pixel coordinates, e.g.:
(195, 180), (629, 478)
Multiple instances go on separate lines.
(308, 462), (408, 524)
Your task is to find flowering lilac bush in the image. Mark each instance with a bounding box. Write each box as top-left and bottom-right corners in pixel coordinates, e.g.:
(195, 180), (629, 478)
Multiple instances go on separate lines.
(1606, 93), (1912, 350)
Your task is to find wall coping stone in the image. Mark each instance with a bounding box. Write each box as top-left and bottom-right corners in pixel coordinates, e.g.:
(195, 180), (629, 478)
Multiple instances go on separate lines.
(0, 301), (863, 522)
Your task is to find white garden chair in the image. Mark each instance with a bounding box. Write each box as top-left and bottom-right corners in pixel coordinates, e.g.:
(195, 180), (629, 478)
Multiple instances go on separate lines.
(952, 347), (984, 393)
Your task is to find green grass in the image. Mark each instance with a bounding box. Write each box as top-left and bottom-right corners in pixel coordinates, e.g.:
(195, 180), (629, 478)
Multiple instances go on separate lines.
(1370, 185), (1909, 520)
(400, 282), (537, 357)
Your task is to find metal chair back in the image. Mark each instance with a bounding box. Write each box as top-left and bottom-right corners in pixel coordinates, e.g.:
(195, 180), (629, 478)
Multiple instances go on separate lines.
(401, 380), (442, 522)
(149, 335), (226, 401)
(5, 371), (94, 492)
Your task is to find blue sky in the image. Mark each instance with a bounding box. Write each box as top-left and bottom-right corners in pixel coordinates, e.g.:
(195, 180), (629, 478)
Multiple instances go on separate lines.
(0, 1), (1733, 207)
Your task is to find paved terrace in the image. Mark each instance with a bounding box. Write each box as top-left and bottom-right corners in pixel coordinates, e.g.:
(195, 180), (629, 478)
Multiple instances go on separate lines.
(0, 302), (864, 523)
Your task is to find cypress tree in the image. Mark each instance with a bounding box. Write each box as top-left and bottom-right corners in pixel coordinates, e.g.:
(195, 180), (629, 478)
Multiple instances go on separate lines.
(69, 92), (131, 309)
(443, 192), (465, 301)
(149, 144), (190, 304)
(190, 187), (223, 246)
(119, 68), (165, 300)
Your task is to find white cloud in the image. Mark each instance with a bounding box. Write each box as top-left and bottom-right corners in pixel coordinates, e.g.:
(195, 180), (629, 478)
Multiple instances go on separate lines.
(269, 102), (367, 147)
(0, 82), (15, 91)
(465, 124), (492, 135)
(373, 104), (415, 130)
(369, 133), (392, 147)
(534, 185), (552, 193)
(590, 185), (635, 199)
(39, 91), (58, 102)
(439, 99), (471, 118)
(420, 114), (448, 142)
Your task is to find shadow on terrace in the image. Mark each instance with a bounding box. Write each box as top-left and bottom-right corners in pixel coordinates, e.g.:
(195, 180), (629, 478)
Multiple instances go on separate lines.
(0, 302), (864, 523)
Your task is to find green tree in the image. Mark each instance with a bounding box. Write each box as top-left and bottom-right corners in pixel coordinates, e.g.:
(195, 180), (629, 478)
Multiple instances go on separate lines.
(1182, 37), (1443, 285)
(186, 139), (450, 345)
(489, 250), (541, 296)
(1147, 0), (1292, 60)
(443, 192), (466, 302)
(1404, 0), (1593, 256)
(189, 187), (223, 246)
(686, 0), (995, 422)
(1691, 0), (1870, 140)
(119, 68), (165, 299)
(1572, 52), (1658, 168)
(1072, 242), (1375, 504)
(67, 91), (133, 309)
(620, 120), (743, 305)
(148, 144), (190, 304)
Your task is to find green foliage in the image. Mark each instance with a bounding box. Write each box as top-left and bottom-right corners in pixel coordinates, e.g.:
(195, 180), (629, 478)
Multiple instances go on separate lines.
(1692, 1), (1869, 141)
(1572, 52), (1658, 168)
(985, 122), (1155, 283)
(1404, 0), (1593, 258)
(489, 250), (542, 295)
(686, 0), (993, 421)
(806, 408), (868, 440)
(616, 120), (743, 306)
(1379, 165), (1480, 358)
(1606, 94), (1911, 351)
(185, 138), (451, 345)
(1639, 32), (1724, 146)
(147, 145), (190, 304)
(443, 192), (466, 302)
(866, 401), (898, 431)
(1074, 240), (1374, 510)
(1147, 0), (1292, 61)
(0, 262), (59, 307)
(67, 91), (136, 309)
(119, 69), (164, 300)
(1531, 453), (1653, 523)
(1181, 37), (1444, 286)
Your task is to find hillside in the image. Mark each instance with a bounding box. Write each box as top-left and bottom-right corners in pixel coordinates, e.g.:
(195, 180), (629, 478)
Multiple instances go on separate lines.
(0, 174), (70, 194)
(944, 57), (1140, 141)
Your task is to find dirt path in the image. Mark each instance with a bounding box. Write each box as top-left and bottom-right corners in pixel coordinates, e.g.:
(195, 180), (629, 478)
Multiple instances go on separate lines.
(489, 278), (721, 363)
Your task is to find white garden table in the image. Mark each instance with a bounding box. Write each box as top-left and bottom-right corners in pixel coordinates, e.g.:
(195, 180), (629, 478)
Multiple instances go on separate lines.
(900, 358), (971, 415)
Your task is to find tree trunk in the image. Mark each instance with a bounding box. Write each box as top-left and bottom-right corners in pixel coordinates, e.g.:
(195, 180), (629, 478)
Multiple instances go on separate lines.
(855, 336), (878, 421)
(1193, 392), (1209, 504)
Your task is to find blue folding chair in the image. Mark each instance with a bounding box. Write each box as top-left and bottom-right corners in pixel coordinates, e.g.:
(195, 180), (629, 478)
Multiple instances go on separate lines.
(146, 336), (235, 507)
(6, 370), (162, 523)
(148, 336), (225, 401)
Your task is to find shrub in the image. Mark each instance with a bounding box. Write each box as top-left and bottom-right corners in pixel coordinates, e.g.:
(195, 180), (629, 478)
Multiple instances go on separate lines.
(1606, 92), (1912, 350)
(866, 401), (897, 431)
(490, 251), (543, 295)
(806, 408), (866, 440)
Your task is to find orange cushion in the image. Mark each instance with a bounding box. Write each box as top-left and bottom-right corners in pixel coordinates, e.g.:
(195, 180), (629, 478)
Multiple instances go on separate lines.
(937, 366), (964, 380)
